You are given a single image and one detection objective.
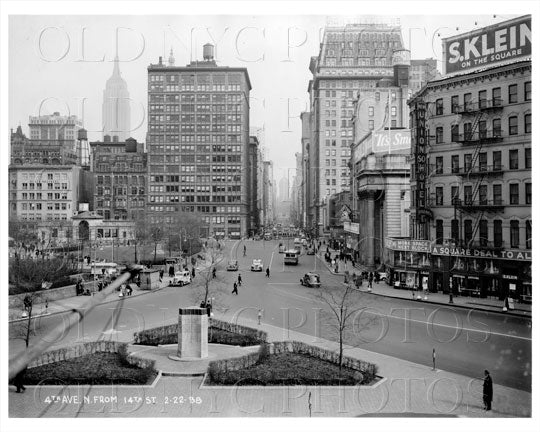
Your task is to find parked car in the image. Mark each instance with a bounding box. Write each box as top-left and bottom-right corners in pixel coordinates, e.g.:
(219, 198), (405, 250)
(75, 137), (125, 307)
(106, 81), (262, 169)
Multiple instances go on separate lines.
(251, 259), (263, 271)
(306, 247), (315, 255)
(169, 270), (192, 287)
(300, 272), (321, 288)
(226, 260), (239, 271)
(378, 271), (387, 282)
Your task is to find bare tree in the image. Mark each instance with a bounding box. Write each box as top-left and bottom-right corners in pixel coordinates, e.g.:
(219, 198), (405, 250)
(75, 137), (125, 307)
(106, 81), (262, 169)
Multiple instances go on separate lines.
(191, 240), (228, 308)
(315, 284), (374, 373)
(9, 257), (71, 347)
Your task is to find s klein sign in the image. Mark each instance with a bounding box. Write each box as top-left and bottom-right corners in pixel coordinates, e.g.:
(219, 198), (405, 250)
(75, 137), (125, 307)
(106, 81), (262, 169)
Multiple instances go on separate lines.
(443, 15), (531, 75)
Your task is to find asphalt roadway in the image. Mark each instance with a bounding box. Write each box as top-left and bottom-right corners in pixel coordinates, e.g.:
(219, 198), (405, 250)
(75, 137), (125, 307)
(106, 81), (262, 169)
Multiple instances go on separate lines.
(9, 239), (532, 393)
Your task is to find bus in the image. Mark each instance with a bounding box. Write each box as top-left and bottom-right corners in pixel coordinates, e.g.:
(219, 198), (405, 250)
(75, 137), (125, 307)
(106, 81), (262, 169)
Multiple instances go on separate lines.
(284, 250), (299, 265)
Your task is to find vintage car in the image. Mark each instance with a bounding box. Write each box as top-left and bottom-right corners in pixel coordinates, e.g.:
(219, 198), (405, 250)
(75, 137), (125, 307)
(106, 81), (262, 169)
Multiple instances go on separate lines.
(169, 270), (192, 287)
(251, 259), (263, 271)
(300, 272), (321, 288)
(226, 260), (239, 271)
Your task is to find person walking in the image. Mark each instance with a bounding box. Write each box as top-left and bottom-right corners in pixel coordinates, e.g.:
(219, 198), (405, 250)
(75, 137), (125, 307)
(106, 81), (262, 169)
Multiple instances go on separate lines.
(265, 267), (270, 278)
(191, 267), (196, 278)
(13, 367), (27, 393)
(232, 281), (238, 295)
(243, 244), (246, 256)
(483, 370), (493, 411)
(212, 267), (216, 279)
(169, 266), (175, 278)
(159, 269), (164, 282)
(368, 273), (373, 289)
(237, 273), (242, 286)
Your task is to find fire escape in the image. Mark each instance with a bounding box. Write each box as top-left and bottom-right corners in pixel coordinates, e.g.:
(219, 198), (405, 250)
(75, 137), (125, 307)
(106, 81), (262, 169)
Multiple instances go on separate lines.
(453, 97), (504, 249)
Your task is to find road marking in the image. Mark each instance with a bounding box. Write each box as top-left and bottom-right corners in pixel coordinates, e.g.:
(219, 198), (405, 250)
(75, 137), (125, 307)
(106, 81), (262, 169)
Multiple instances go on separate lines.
(267, 283), (298, 285)
(268, 287), (532, 341)
(269, 251), (275, 269)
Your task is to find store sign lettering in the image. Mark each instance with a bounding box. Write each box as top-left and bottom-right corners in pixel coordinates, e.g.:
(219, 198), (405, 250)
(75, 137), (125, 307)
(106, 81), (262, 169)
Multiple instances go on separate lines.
(431, 246), (531, 261)
(444, 15), (531, 74)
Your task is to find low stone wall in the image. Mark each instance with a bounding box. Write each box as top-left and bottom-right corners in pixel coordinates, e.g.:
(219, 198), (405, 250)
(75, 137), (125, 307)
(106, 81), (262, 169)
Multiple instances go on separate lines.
(208, 350), (262, 373)
(27, 341), (155, 370)
(9, 282), (92, 309)
(132, 319), (268, 345)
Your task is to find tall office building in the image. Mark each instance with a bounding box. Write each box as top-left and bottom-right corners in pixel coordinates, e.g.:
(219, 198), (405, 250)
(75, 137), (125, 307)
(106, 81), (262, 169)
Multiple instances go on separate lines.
(102, 55), (131, 141)
(146, 45), (251, 238)
(307, 23), (404, 236)
(409, 58), (438, 96)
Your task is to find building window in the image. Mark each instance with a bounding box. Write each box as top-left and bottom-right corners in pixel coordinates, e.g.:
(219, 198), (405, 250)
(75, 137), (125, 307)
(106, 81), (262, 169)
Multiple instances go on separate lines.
(525, 182), (531, 204)
(479, 185), (487, 205)
(435, 156), (443, 174)
(510, 220), (520, 248)
(493, 151), (502, 170)
(435, 220), (443, 243)
(464, 220), (473, 244)
(494, 220), (503, 247)
(391, 120), (397, 128)
(508, 84), (518, 103)
(391, 106), (397, 117)
(435, 98), (443, 115)
(509, 149), (519, 169)
(464, 185), (472, 204)
(451, 186), (459, 205)
(368, 120), (374, 130)
(509, 183), (519, 205)
(525, 148), (531, 168)
(464, 153), (472, 172)
(493, 184), (502, 205)
(368, 106), (374, 116)
(451, 95), (459, 113)
(435, 127), (443, 144)
(464, 93), (472, 110)
(492, 118), (501, 137)
(478, 120), (487, 138)
(478, 152), (487, 171)
(464, 122), (472, 139)
(524, 81), (531, 101)
(526, 220), (532, 249)
(478, 90), (487, 109)
(451, 155), (459, 174)
(451, 219), (459, 243)
(508, 116), (518, 135)
(524, 114), (531, 133)
(479, 219), (488, 246)
(492, 87), (502, 105)
(435, 187), (443, 205)
(451, 124), (459, 142)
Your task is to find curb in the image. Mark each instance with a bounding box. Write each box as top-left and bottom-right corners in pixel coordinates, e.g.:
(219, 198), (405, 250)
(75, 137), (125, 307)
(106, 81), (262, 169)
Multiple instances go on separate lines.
(316, 254), (530, 319)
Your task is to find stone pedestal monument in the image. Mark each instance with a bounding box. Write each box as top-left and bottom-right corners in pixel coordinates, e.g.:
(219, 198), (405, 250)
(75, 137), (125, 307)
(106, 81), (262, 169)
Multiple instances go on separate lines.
(172, 307), (208, 360)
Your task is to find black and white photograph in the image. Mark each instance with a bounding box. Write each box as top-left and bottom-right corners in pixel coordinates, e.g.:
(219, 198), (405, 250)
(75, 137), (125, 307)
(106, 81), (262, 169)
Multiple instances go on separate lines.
(2, 1), (538, 430)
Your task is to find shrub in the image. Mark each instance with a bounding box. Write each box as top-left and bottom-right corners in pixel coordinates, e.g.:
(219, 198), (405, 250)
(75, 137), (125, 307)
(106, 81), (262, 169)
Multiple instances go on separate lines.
(209, 328), (260, 346)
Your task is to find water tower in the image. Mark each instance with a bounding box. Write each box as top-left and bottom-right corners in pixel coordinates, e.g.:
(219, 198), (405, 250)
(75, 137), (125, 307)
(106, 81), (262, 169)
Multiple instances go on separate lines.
(203, 43), (214, 61)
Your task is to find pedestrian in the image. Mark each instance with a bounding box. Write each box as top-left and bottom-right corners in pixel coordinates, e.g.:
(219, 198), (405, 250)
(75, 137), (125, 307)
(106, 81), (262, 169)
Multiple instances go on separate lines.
(169, 266), (175, 278)
(483, 370), (493, 411)
(243, 245), (246, 256)
(206, 300), (212, 317)
(368, 274), (373, 289)
(13, 367), (27, 393)
(266, 267), (270, 278)
(192, 267), (196, 278)
(200, 300), (206, 308)
(232, 281), (238, 295)
(257, 309), (262, 325)
(127, 285), (133, 296)
(237, 273), (242, 286)
(212, 267), (216, 279)
(159, 269), (164, 282)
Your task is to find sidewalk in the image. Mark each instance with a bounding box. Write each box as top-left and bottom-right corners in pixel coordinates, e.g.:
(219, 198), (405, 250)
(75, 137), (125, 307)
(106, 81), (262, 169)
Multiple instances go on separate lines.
(8, 311), (532, 418)
(316, 248), (532, 319)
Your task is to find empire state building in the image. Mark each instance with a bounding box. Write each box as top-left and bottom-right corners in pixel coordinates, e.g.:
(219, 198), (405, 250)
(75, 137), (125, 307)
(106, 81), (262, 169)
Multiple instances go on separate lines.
(102, 55), (131, 140)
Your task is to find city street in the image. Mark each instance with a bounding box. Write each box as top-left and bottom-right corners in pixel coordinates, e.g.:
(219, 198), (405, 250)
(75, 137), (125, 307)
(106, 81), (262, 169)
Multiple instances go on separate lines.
(9, 239), (532, 392)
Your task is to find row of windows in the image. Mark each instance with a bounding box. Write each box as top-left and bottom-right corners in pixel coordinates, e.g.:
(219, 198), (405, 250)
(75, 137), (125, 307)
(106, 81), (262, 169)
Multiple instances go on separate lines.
(18, 213), (68, 221)
(325, 139), (353, 147)
(326, 178), (349, 186)
(434, 82), (531, 115)
(96, 176), (146, 185)
(324, 129), (353, 137)
(19, 182), (69, 190)
(435, 219), (531, 249)
(149, 134), (242, 143)
(433, 148), (531, 174)
(20, 192), (68, 200)
(432, 182), (531, 206)
(325, 159), (349, 167)
(325, 149), (351, 157)
(433, 114), (531, 143)
(96, 187), (145, 196)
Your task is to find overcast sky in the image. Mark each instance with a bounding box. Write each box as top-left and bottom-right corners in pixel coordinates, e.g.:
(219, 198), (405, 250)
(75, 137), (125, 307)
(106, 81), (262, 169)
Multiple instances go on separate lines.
(7, 13), (523, 180)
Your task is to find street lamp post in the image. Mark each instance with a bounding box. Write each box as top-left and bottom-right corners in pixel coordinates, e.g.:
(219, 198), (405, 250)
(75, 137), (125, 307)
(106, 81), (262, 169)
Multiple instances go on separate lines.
(92, 233), (103, 295)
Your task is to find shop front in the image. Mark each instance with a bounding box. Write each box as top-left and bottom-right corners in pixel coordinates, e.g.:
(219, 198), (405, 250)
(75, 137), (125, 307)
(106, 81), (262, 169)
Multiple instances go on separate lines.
(431, 246), (531, 301)
(344, 221), (360, 262)
(384, 238), (432, 290)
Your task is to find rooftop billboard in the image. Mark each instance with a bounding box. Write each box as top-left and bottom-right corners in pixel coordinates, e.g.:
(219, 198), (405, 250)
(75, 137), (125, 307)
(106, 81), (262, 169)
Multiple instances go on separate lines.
(442, 15), (531, 76)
